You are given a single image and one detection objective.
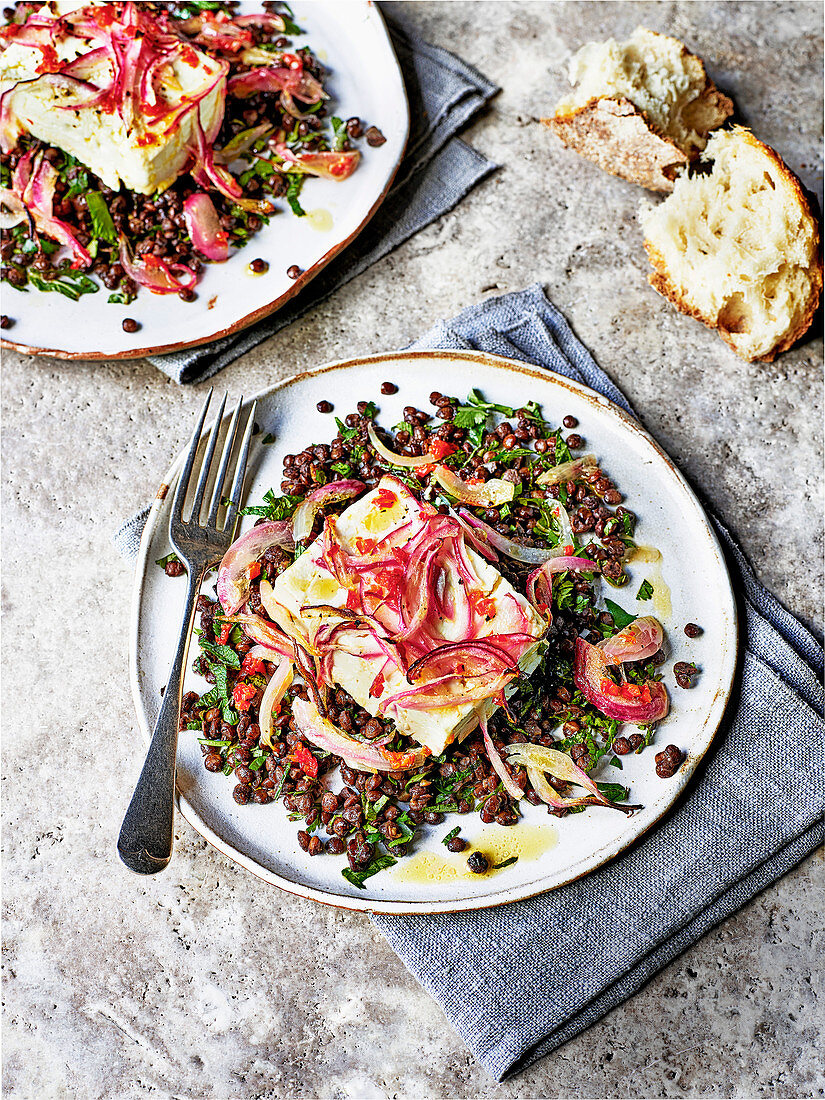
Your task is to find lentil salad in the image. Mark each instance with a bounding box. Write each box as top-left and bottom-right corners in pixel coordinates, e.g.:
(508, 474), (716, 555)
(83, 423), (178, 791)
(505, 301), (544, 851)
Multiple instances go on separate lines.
(0, 1), (383, 309)
(165, 387), (696, 890)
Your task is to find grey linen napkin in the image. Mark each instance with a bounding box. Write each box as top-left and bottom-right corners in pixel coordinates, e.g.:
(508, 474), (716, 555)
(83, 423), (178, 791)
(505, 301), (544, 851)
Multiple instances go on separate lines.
(147, 18), (498, 383)
(369, 283), (825, 1081)
(115, 284), (824, 1083)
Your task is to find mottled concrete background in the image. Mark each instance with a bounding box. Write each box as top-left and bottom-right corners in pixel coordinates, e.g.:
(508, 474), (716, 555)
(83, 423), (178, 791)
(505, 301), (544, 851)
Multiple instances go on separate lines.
(1, 2), (822, 1098)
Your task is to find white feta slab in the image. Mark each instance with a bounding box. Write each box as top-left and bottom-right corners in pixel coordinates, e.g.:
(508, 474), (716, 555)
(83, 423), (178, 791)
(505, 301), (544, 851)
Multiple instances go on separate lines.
(268, 477), (546, 756)
(0, 3), (226, 194)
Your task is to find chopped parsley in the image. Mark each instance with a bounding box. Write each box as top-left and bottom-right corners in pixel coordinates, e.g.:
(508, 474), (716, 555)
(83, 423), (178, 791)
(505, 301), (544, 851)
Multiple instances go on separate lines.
(239, 488), (302, 521)
(28, 268), (99, 301)
(85, 192), (117, 244)
(342, 853), (397, 889)
(285, 174), (306, 217)
(604, 599), (636, 630)
(636, 579), (654, 601)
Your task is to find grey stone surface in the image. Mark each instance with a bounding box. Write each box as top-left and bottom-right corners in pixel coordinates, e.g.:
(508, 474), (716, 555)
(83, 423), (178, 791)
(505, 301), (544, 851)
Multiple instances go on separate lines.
(1, 2), (822, 1098)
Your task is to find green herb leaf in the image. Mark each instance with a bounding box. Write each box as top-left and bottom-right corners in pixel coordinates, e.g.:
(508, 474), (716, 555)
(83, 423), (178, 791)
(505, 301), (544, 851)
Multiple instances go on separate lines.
(604, 599), (636, 630)
(199, 639), (241, 669)
(596, 782), (630, 803)
(442, 826), (461, 846)
(636, 579), (654, 601)
(285, 173), (306, 216)
(609, 755), (623, 770)
(240, 488), (302, 521)
(273, 763), (291, 801)
(108, 286), (137, 305)
(341, 854), (397, 889)
(335, 417), (357, 441)
(155, 552), (181, 569)
(491, 856), (518, 870)
(330, 115), (347, 152)
(29, 269), (99, 301)
(85, 192), (117, 243)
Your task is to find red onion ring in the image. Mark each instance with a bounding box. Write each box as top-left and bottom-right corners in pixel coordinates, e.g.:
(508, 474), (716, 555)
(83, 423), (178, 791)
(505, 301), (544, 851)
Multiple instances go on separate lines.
(292, 697), (427, 773)
(216, 521), (294, 613)
(183, 193), (229, 262)
(574, 637), (669, 723)
(599, 616), (664, 664)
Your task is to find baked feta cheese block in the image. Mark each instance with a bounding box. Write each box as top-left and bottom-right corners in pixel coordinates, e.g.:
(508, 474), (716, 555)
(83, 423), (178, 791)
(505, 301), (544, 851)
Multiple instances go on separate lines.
(266, 477), (546, 756)
(0, 1), (227, 194)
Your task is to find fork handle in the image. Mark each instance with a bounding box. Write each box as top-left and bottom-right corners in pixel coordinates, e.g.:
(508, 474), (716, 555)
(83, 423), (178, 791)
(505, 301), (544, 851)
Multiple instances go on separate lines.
(118, 567), (204, 874)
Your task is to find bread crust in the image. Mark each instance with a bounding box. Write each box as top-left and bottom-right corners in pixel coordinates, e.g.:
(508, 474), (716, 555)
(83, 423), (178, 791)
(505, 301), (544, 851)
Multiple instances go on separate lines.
(644, 132), (823, 361)
(545, 96), (688, 192)
(546, 33), (733, 192)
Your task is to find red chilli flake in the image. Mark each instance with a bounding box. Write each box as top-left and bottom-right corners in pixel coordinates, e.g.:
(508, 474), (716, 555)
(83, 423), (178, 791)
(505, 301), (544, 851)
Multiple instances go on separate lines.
(247, 562), (262, 580)
(240, 654), (265, 676)
(293, 743), (318, 778)
(374, 488), (398, 510)
(217, 622), (233, 645)
(232, 682), (257, 711)
(469, 591), (496, 618)
(369, 671), (385, 698)
(599, 679), (652, 704)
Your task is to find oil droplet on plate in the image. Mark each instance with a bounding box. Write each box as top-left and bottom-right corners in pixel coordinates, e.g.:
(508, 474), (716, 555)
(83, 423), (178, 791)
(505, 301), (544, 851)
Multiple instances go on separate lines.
(390, 824), (557, 885)
(626, 545), (672, 620)
(473, 823), (558, 869)
(306, 208), (333, 232)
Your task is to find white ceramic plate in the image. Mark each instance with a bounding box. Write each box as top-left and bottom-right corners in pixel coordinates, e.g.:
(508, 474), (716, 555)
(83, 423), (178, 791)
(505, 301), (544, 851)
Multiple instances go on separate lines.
(131, 351), (738, 914)
(1, 1), (408, 361)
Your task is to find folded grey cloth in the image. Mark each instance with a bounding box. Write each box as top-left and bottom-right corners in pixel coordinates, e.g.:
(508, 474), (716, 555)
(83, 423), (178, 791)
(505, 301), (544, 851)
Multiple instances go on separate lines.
(147, 17), (498, 383)
(115, 284), (824, 1084)
(369, 284), (825, 1080)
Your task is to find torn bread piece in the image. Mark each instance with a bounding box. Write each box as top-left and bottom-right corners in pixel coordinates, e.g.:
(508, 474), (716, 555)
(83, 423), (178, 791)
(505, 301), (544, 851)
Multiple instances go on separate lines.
(546, 27), (732, 191)
(642, 127), (822, 362)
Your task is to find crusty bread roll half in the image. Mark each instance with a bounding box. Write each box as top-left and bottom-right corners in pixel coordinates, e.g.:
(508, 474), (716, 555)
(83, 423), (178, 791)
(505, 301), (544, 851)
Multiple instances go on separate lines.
(546, 27), (733, 191)
(642, 128), (822, 362)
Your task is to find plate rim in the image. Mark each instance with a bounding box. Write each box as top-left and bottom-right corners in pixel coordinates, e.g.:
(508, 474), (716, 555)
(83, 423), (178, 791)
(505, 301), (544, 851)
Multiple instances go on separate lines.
(0, 1), (410, 363)
(129, 349), (739, 914)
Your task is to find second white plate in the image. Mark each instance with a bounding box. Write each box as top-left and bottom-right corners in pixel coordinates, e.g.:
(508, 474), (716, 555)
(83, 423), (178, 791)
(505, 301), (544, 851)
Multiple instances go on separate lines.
(1, 1), (408, 360)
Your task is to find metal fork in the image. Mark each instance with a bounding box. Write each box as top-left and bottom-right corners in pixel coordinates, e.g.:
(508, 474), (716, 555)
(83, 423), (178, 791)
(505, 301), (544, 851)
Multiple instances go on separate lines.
(118, 390), (257, 875)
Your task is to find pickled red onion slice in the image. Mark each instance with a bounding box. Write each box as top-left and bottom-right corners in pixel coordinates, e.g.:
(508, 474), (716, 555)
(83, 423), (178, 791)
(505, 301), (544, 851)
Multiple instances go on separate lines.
(506, 743), (642, 815)
(292, 697), (427, 773)
(183, 193), (229, 262)
(458, 509), (555, 564)
(525, 554), (598, 610)
(291, 479), (366, 544)
(258, 656), (293, 749)
(481, 717), (524, 802)
(536, 455), (598, 486)
(574, 637), (669, 723)
(599, 616), (664, 665)
(366, 423), (435, 469)
(433, 464), (516, 507)
(216, 520), (294, 613)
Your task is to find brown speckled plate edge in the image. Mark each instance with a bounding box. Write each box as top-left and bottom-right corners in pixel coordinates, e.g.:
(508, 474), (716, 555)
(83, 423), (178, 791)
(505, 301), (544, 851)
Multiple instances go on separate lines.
(129, 350), (739, 914)
(0, 3), (409, 363)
